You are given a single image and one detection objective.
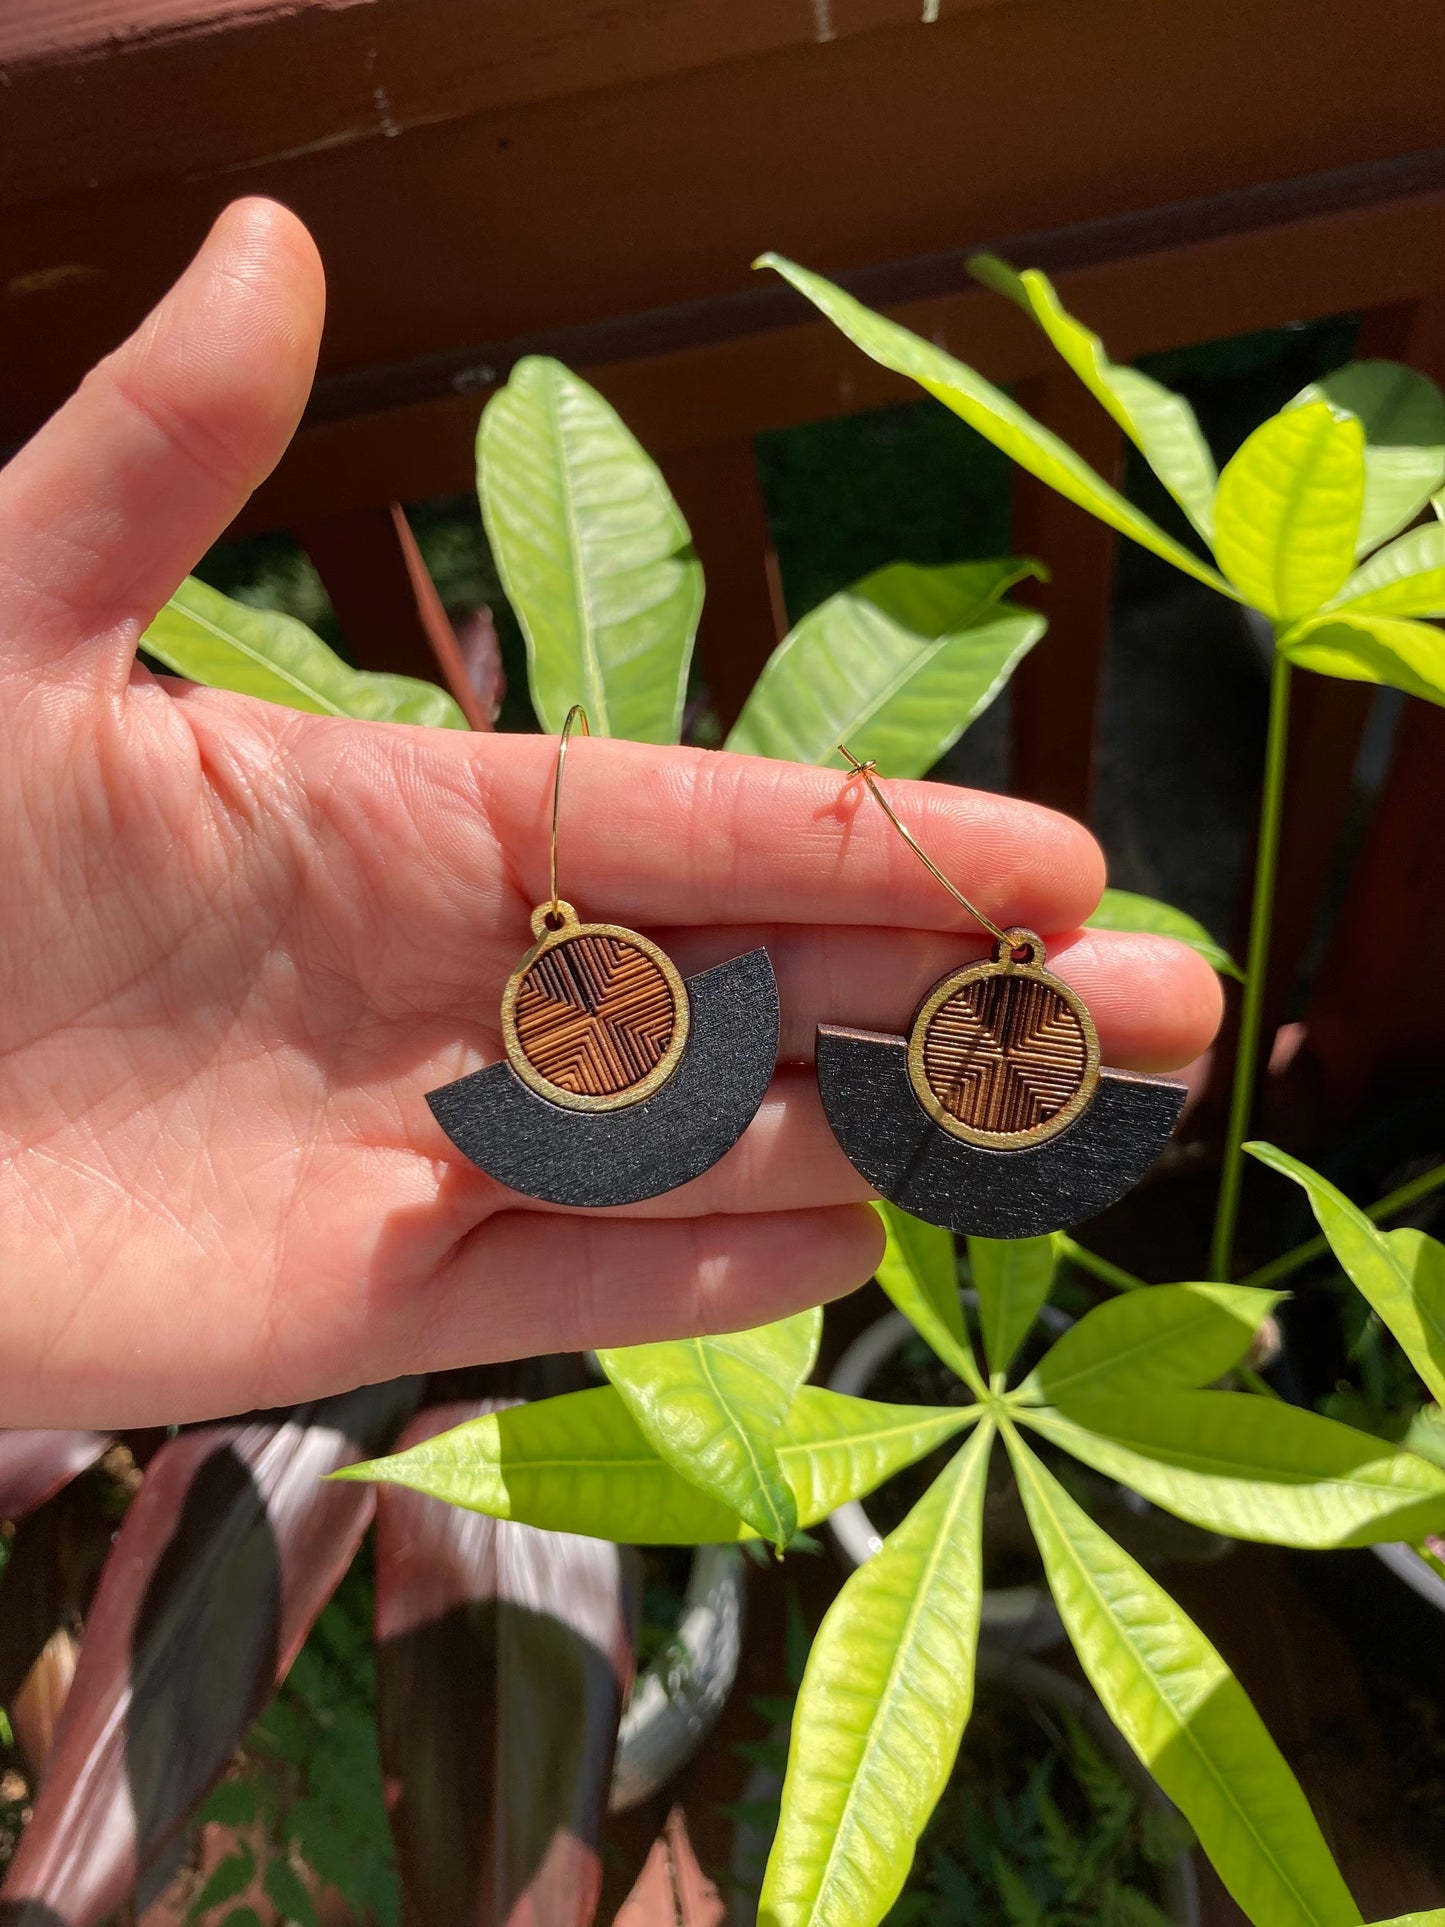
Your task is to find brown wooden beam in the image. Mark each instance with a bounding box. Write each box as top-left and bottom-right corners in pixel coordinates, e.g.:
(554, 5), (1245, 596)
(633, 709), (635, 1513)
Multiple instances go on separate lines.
(1007, 375), (1121, 819)
(0, 0), (955, 209)
(224, 187), (1445, 539)
(1294, 697), (1445, 1123)
(5, 0), (1445, 450)
(659, 439), (784, 731)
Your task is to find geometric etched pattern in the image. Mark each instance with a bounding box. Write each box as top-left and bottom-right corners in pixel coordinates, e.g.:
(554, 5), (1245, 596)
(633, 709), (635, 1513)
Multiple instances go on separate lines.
(514, 933), (678, 1098)
(921, 973), (1090, 1136)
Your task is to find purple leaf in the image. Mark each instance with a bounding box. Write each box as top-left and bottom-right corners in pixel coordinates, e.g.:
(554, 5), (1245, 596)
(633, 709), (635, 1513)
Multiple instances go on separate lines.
(455, 606), (506, 727)
(0, 1381), (418, 1927)
(0, 1437), (109, 1527)
(0, 1476), (115, 1769)
(375, 1368), (634, 1927)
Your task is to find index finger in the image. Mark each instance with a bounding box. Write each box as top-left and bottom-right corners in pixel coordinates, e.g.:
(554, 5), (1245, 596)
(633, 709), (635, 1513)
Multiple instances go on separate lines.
(422, 729), (1106, 936)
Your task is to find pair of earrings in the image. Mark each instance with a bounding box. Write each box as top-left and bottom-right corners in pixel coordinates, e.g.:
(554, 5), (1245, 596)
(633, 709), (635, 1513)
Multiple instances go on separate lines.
(427, 710), (1185, 1239)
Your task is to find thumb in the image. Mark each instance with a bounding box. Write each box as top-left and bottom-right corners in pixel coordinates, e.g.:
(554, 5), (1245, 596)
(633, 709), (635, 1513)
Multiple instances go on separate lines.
(0, 197), (324, 684)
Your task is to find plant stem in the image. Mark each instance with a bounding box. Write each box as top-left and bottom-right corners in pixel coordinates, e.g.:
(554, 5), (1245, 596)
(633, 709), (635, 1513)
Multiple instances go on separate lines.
(1238, 1158), (1445, 1293)
(1056, 1236), (1147, 1294)
(1236, 1365), (1277, 1397)
(1209, 648), (1292, 1282)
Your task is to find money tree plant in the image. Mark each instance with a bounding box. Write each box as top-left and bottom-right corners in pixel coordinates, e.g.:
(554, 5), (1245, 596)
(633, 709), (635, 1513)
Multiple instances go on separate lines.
(344, 1188), (1445, 1927)
(754, 249), (1445, 1287)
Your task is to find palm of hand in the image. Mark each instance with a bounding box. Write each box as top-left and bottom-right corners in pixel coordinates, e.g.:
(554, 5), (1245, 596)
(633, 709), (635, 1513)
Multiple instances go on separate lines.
(0, 203), (1220, 1426)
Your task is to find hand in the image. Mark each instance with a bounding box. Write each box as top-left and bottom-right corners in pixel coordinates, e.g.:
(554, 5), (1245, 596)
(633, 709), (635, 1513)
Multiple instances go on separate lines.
(0, 201), (1222, 1428)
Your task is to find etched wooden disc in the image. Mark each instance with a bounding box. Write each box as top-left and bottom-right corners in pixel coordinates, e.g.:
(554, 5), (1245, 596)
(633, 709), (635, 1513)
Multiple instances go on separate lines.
(907, 931), (1100, 1147)
(501, 908), (690, 1111)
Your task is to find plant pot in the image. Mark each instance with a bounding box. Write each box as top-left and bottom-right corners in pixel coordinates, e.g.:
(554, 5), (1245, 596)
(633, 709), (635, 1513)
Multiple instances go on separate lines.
(827, 1301), (1069, 1652)
(727, 1653), (1199, 1924)
(608, 1543), (746, 1812)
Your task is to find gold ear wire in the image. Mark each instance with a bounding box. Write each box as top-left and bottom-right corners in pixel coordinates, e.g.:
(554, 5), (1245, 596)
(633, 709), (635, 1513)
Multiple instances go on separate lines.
(837, 742), (1011, 947)
(549, 704), (592, 918)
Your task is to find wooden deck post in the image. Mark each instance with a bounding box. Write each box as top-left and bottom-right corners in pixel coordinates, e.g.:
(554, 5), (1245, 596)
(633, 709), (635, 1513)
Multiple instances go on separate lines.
(659, 440), (784, 734)
(1007, 375), (1122, 820)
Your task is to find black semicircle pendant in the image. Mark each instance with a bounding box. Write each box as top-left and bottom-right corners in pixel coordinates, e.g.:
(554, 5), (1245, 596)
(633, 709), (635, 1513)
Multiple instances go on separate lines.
(816, 929), (1185, 1238)
(427, 945), (779, 1209)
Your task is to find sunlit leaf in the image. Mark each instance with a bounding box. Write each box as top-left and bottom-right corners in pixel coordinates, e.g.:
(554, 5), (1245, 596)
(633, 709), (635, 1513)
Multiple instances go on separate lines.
(873, 1202), (980, 1388)
(1020, 1390), (1445, 1546)
(1293, 361), (1445, 555)
(760, 1423), (993, 1927)
(598, 1309), (823, 1546)
(726, 559), (1044, 774)
(1365, 1913), (1445, 1925)
(968, 1235), (1058, 1379)
(477, 355), (702, 742)
(1007, 1430), (1361, 1927)
(1084, 887), (1243, 981)
(1248, 1142), (1445, 1406)
(1213, 402), (1365, 619)
(968, 254), (1217, 539)
(142, 576), (467, 727)
(1278, 609), (1445, 707)
(339, 1385), (972, 1545)
(775, 1389), (977, 1533)
(1014, 1283), (1282, 1406)
(1329, 521), (1445, 618)
(757, 254), (1234, 597)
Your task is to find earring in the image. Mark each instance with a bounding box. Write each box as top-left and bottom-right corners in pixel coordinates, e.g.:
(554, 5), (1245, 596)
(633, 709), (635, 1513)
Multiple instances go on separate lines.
(427, 707), (779, 1208)
(816, 749), (1185, 1239)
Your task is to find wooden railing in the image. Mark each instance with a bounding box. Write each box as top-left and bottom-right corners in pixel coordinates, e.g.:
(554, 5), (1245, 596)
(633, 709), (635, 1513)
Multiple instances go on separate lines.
(6, 0), (1445, 1139)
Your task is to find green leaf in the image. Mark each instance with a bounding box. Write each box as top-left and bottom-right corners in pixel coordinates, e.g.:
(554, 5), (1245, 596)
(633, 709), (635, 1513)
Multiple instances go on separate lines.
(1019, 1390), (1445, 1546)
(1084, 887), (1243, 981)
(760, 1422), (993, 1927)
(776, 1386), (977, 1531)
(968, 254), (1218, 539)
(198, 1777), (261, 1829)
(1213, 402), (1365, 619)
(1278, 609), (1445, 707)
(874, 1201), (980, 1388)
(1014, 1282), (1282, 1406)
(1006, 1430), (1361, 1927)
(598, 1309), (823, 1546)
(477, 355), (702, 742)
(264, 1857), (320, 1927)
(968, 1235), (1058, 1379)
(757, 253), (1234, 598)
(1366, 1914), (1445, 1925)
(1247, 1142), (1445, 1406)
(1293, 361), (1445, 555)
(142, 576), (467, 727)
(726, 558), (1044, 773)
(190, 1844), (256, 1917)
(1329, 521), (1445, 618)
(336, 1383), (972, 1543)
